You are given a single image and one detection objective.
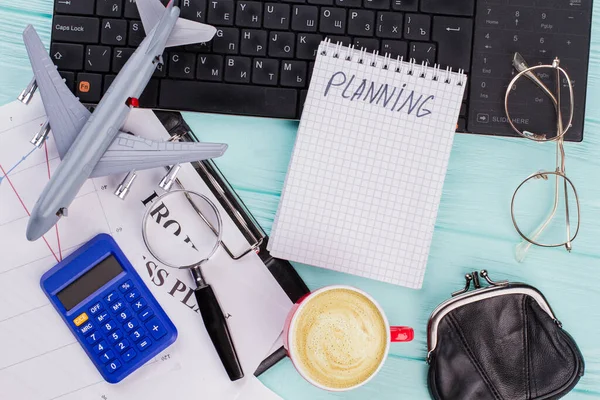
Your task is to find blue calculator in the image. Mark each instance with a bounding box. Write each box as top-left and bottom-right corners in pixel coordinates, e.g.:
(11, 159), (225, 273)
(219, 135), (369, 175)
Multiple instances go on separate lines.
(41, 234), (177, 384)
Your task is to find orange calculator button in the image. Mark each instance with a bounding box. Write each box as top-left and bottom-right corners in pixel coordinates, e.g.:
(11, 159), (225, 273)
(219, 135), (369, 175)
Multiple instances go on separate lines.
(73, 312), (89, 327)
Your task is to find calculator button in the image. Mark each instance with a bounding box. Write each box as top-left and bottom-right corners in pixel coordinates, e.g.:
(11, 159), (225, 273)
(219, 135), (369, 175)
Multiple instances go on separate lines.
(124, 318), (139, 333)
(119, 280), (133, 293)
(73, 312), (89, 327)
(86, 331), (101, 345)
(115, 339), (130, 353)
(125, 290), (140, 302)
(108, 329), (123, 344)
(110, 300), (125, 314)
(116, 309), (132, 323)
(101, 320), (118, 334)
(89, 302), (104, 315)
(93, 340), (108, 354)
(145, 318), (167, 340)
(137, 337), (152, 351)
(139, 308), (154, 321)
(129, 328), (145, 342)
(122, 348), (137, 362)
(106, 359), (122, 373)
(132, 298), (147, 312)
(101, 350), (116, 363)
(96, 311), (110, 323)
(79, 321), (94, 335)
(104, 291), (119, 304)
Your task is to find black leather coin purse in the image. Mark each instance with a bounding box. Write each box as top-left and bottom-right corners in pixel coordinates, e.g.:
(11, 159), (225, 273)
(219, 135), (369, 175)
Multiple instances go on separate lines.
(427, 270), (584, 400)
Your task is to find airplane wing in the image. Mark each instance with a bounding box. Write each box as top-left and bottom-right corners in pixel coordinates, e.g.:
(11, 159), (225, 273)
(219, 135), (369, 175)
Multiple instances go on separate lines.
(166, 18), (217, 48)
(23, 25), (90, 159)
(89, 132), (228, 178)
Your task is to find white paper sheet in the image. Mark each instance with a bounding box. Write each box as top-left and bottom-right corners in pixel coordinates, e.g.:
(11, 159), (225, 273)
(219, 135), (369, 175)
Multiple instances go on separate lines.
(0, 95), (292, 400)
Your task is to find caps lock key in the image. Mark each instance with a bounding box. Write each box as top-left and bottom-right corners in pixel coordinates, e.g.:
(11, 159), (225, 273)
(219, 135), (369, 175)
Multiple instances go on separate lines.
(53, 16), (99, 44)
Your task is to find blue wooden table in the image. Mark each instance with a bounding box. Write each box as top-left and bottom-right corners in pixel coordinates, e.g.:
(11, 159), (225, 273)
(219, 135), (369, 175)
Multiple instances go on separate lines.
(1, 1), (600, 398)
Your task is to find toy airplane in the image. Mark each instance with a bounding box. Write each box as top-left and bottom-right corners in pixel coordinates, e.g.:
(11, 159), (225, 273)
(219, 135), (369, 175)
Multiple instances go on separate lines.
(19, 0), (225, 242)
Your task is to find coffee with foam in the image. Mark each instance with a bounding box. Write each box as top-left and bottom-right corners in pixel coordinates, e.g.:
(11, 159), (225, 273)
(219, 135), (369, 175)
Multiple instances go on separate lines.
(290, 288), (388, 390)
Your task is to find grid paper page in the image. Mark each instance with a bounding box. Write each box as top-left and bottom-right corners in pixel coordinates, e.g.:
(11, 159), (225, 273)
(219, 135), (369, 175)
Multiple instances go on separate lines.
(269, 42), (466, 289)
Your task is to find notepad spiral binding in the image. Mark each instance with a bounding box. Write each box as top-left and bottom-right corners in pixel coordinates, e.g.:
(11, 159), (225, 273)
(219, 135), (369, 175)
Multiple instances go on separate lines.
(320, 39), (466, 86)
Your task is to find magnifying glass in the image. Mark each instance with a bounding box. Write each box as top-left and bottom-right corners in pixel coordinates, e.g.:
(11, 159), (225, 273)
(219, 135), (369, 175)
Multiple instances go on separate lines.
(142, 189), (244, 381)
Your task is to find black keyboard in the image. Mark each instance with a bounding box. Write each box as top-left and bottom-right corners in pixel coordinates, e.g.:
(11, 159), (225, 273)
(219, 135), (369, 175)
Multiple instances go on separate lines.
(50, 0), (593, 141)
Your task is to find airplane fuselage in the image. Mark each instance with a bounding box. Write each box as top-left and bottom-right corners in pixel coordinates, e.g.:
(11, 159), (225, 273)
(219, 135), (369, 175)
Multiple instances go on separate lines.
(26, 7), (180, 241)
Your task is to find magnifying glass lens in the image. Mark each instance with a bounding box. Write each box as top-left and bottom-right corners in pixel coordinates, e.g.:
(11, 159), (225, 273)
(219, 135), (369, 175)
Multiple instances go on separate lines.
(143, 190), (222, 268)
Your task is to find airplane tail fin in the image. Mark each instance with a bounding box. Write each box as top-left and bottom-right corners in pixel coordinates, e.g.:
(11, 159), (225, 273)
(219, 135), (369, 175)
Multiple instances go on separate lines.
(138, 0), (216, 47)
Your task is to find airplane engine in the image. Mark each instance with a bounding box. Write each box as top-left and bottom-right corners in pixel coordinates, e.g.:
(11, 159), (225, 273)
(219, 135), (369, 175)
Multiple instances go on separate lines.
(31, 120), (50, 147)
(114, 171), (138, 200)
(158, 164), (181, 191)
(18, 78), (38, 104)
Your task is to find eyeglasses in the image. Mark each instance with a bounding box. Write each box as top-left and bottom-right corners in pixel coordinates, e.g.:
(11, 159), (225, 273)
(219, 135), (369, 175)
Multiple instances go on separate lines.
(504, 53), (580, 262)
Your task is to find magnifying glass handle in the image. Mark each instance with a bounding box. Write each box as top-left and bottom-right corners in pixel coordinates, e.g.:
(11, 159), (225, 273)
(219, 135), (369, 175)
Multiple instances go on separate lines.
(195, 285), (244, 381)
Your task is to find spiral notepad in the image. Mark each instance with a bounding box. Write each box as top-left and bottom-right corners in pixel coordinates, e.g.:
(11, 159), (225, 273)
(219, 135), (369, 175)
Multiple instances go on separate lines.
(269, 41), (467, 289)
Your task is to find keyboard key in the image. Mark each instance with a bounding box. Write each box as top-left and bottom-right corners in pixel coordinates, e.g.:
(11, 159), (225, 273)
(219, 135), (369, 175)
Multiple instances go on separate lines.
(252, 58), (279, 85)
(269, 31), (295, 58)
(159, 81), (298, 118)
(72, 312), (89, 327)
(208, 0), (235, 26)
(236, 1), (262, 27)
(154, 54), (167, 77)
(108, 329), (124, 344)
(51, 43), (84, 71)
(116, 309), (133, 323)
(241, 29), (268, 56)
(365, 0), (390, 10)
(104, 75), (116, 94)
(181, 0), (207, 22)
(130, 328), (145, 342)
(119, 281), (133, 294)
(106, 359), (122, 373)
(381, 40), (408, 58)
(101, 350), (116, 363)
(137, 337), (153, 351)
(110, 300), (126, 314)
(124, 0), (140, 18)
(93, 340), (108, 354)
(297, 34), (322, 60)
(112, 48), (135, 72)
(124, 319), (139, 333)
(376, 12), (403, 39)
(353, 37), (379, 52)
(197, 54), (224, 81)
(432, 16), (473, 72)
(320, 8), (346, 34)
(55, 0), (95, 15)
(59, 71), (76, 93)
(122, 348), (137, 362)
(169, 53), (197, 79)
(138, 307), (155, 321)
(308, 0), (333, 4)
(85, 45), (112, 72)
(76, 73), (103, 102)
(391, 0), (418, 11)
(325, 35), (352, 46)
(53, 16), (99, 44)
(281, 60), (307, 87)
(213, 27), (240, 54)
(140, 79), (159, 108)
(96, 311), (110, 323)
(132, 298), (147, 312)
(409, 42), (436, 65)
(225, 56), (251, 83)
(404, 13), (430, 40)
(336, 0), (362, 7)
(89, 302), (104, 315)
(264, 3), (291, 30)
(97, 0), (123, 17)
(421, 0), (475, 17)
(292, 6), (319, 32)
(86, 331), (101, 345)
(129, 21), (145, 47)
(101, 320), (118, 334)
(101, 19), (128, 46)
(145, 317), (168, 340)
(104, 291), (119, 305)
(348, 10), (375, 37)
(115, 339), (130, 353)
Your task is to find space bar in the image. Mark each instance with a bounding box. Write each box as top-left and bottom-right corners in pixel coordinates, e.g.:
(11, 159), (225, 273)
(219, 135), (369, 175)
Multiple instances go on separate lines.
(159, 81), (298, 119)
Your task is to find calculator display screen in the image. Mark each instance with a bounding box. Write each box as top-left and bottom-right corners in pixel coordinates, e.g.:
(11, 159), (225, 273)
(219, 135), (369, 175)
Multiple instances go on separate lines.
(57, 255), (123, 311)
